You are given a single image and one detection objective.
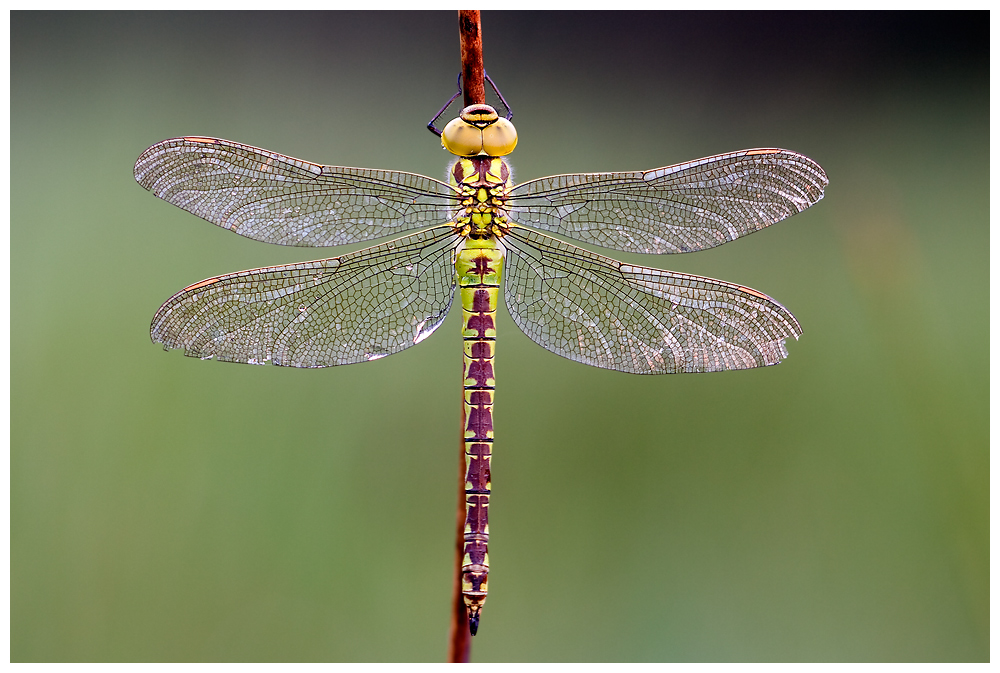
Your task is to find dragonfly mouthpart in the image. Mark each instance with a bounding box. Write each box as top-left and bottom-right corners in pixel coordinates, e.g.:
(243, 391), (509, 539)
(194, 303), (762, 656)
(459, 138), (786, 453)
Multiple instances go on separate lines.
(460, 104), (499, 127)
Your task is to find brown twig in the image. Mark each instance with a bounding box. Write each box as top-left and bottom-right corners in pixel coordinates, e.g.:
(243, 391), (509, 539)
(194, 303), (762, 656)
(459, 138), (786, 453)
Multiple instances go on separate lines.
(458, 10), (485, 108)
(448, 377), (472, 663)
(448, 10), (485, 664)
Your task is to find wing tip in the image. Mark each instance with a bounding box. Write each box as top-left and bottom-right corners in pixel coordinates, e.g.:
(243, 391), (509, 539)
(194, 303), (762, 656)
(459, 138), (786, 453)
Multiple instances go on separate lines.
(134, 136), (223, 190)
(745, 146), (829, 200)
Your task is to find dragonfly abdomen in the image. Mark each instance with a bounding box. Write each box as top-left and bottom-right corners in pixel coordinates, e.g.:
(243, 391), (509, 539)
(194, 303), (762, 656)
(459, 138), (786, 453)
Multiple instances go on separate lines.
(457, 240), (503, 636)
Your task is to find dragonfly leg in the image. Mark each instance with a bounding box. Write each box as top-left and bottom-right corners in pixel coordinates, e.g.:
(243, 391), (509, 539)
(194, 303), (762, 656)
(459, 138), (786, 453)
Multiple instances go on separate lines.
(427, 72), (514, 137)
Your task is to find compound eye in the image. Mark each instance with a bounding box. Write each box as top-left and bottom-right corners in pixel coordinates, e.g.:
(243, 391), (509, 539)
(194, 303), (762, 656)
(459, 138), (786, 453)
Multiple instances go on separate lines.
(441, 118), (484, 157)
(481, 118), (518, 157)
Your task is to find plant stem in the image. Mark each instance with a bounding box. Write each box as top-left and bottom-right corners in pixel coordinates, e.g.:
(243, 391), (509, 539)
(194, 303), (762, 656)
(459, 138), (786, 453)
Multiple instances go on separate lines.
(458, 10), (485, 108)
(448, 378), (472, 663)
(448, 10), (485, 664)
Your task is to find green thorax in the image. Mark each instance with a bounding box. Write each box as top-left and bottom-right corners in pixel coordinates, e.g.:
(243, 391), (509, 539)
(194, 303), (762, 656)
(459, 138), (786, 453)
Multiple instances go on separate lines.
(450, 157), (512, 240)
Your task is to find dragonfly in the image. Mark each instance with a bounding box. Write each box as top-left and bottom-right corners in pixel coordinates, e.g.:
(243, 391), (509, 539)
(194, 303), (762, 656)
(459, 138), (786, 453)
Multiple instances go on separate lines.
(134, 97), (827, 636)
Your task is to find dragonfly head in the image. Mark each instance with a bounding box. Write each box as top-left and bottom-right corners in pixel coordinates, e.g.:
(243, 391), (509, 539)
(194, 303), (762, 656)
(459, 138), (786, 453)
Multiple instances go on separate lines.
(442, 104), (517, 158)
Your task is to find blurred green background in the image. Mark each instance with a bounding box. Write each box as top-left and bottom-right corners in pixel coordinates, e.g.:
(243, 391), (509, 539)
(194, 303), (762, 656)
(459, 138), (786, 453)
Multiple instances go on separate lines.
(12, 11), (987, 662)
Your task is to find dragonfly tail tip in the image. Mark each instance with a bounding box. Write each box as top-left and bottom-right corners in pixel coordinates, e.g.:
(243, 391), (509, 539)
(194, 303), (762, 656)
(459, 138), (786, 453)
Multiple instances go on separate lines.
(468, 612), (480, 636)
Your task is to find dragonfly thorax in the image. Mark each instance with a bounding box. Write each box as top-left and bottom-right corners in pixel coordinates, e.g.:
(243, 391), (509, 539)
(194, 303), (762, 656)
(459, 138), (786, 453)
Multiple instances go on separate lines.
(442, 104), (517, 157)
(451, 156), (512, 239)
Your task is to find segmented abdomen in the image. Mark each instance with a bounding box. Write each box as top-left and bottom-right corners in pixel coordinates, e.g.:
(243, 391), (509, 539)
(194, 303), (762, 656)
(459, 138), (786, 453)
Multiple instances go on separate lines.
(456, 241), (503, 636)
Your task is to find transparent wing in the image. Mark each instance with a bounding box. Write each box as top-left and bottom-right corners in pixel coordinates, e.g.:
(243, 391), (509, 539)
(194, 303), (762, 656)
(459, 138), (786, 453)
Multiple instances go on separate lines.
(151, 227), (459, 367)
(503, 228), (801, 374)
(507, 148), (827, 254)
(134, 137), (461, 247)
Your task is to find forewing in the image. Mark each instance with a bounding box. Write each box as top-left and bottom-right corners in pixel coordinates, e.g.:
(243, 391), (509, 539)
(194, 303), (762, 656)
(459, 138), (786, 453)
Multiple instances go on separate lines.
(503, 228), (801, 374)
(151, 227), (459, 367)
(507, 149), (827, 254)
(134, 137), (460, 247)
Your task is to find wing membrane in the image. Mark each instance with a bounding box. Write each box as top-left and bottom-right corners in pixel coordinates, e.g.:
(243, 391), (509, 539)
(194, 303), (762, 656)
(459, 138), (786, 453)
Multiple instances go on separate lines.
(135, 137), (460, 247)
(507, 149), (827, 254)
(151, 227), (459, 367)
(503, 228), (801, 374)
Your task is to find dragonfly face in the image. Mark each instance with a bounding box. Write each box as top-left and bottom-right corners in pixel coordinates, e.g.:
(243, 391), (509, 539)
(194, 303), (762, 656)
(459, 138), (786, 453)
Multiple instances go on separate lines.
(441, 104), (518, 157)
(135, 101), (826, 636)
